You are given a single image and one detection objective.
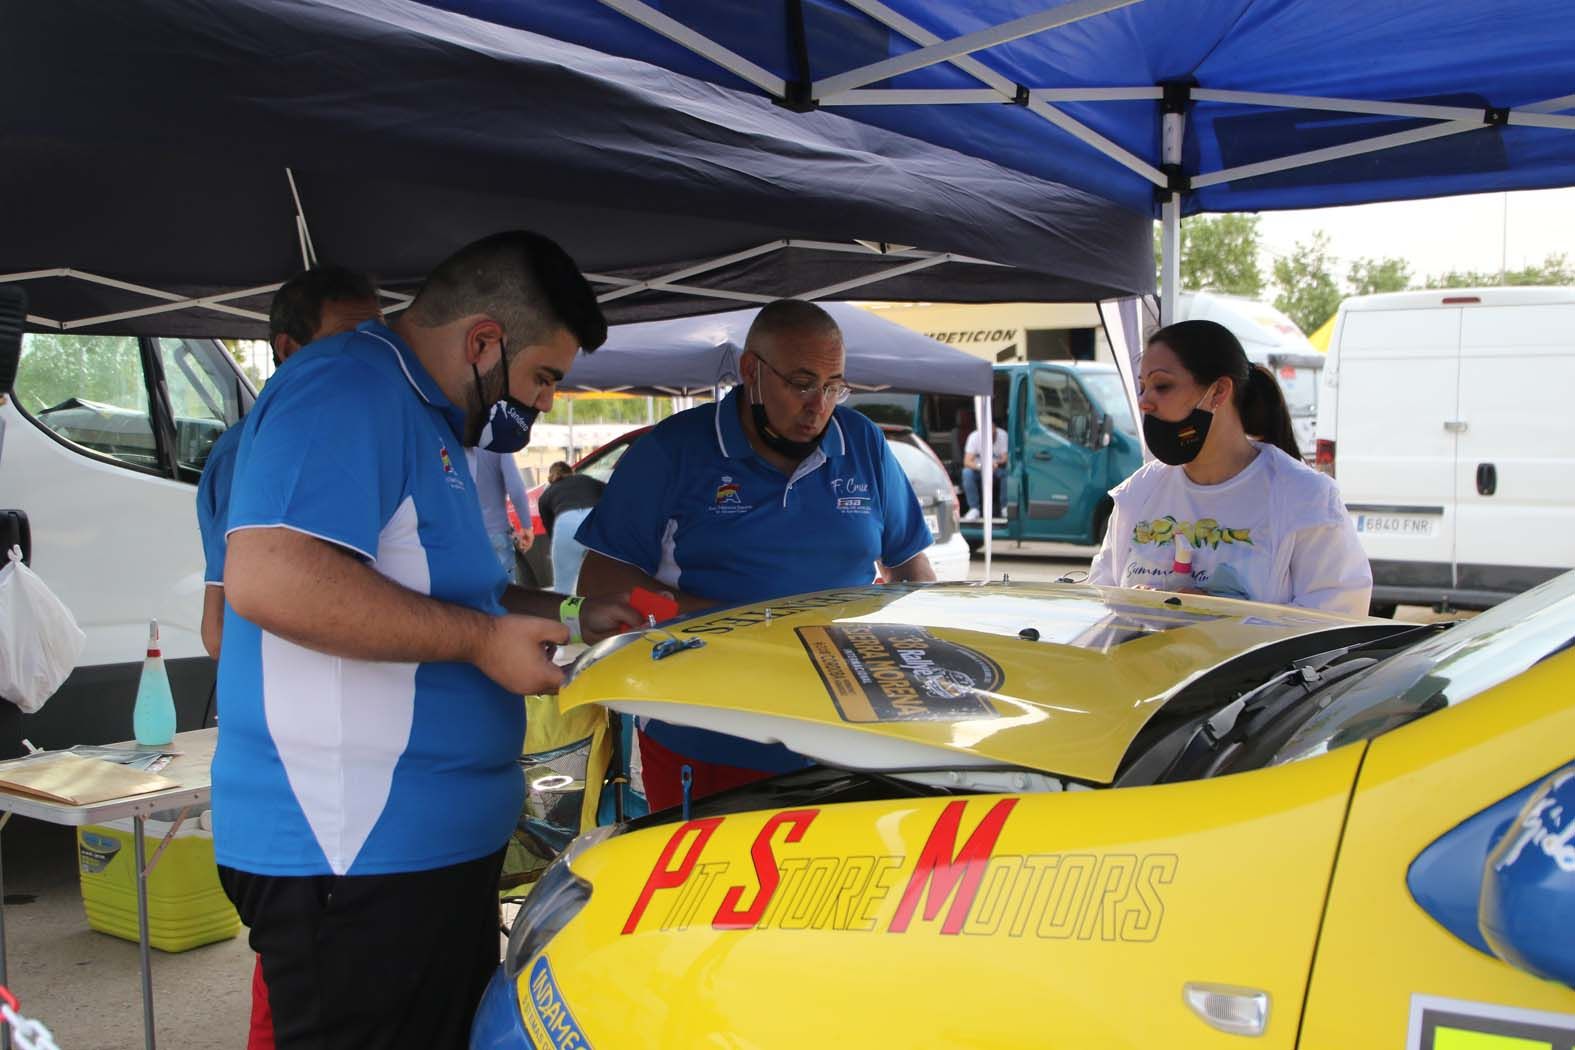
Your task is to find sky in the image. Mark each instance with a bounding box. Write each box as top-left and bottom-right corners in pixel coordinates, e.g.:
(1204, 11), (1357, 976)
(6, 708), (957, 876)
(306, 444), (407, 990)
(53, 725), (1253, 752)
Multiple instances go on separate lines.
(1251, 186), (1575, 284)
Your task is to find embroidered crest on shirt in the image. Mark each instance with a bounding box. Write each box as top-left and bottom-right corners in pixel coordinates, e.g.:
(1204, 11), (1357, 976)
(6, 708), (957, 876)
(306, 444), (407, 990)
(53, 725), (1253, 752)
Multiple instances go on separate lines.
(1133, 515), (1252, 549)
(709, 475), (751, 515)
(439, 444), (465, 492)
(831, 475), (872, 515)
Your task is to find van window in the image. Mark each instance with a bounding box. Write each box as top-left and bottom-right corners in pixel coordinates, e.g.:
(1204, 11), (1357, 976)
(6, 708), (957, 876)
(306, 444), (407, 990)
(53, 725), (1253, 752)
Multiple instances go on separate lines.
(156, 338), (245, 473)
(14, 334), (159, 470)
(1034, 370), (1094, 443)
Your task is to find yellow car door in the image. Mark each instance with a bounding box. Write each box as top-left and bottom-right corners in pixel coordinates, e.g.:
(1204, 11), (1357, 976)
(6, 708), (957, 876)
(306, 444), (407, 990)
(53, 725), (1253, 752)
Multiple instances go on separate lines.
(1300, 648), (1575, 1047)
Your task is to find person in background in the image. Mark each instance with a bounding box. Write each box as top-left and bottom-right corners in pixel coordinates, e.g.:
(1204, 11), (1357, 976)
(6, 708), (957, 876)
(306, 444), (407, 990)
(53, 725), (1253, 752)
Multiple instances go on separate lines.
(576, 299), (935, 810)
(538, 459), (604, 593)
(1088, 319), (1371, 615)
(213, 231), (640, 1050)
(193, 263), (381, 1050)
(961, 418), (1008, 521)
(197, 265), (382, 662)
(468, 447), (532, 583)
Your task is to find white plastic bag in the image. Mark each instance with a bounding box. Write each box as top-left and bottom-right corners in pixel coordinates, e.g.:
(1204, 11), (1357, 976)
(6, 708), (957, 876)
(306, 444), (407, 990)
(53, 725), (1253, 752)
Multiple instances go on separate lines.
(0, 546), (85, 713)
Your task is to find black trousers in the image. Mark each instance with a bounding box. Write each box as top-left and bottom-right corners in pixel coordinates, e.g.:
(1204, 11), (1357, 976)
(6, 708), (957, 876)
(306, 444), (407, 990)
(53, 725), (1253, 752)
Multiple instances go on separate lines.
(219, 849), (505, 1050)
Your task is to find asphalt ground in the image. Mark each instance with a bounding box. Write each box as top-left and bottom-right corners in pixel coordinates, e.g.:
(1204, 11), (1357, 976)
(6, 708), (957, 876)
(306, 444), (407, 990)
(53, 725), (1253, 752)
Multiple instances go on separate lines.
(0, 546), (1465, 1047)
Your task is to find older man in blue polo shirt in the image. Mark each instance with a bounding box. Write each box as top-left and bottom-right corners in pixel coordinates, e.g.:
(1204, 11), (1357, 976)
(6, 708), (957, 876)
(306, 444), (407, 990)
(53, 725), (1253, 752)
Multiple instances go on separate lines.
(577, 298), (935, 810)
(213, 232), (640, 1050)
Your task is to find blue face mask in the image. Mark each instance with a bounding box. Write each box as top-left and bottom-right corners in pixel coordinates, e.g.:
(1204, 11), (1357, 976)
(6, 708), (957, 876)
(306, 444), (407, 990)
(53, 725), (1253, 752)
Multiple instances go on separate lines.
(472, 340), (538, 454)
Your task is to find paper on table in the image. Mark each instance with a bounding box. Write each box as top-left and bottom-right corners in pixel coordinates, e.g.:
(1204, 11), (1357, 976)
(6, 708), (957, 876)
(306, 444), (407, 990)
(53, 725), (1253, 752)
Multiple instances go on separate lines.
(0, 752), (178, 805)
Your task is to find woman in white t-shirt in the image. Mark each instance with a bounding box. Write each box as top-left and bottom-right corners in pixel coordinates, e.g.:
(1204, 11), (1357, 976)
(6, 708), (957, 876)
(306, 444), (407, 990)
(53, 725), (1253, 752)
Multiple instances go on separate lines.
(1088, 320), (1372, 616)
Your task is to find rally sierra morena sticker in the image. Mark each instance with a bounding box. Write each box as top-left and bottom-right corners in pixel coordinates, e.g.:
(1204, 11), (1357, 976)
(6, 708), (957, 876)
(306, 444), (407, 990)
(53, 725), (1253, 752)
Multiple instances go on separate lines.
(1406, 994), (1575, 1050)
(796, 624), (1002, 723)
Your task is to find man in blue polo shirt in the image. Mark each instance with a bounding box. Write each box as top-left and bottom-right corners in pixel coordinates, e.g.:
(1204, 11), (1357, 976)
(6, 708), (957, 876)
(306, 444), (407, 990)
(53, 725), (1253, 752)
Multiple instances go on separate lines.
(577, 299), (935, 810)
(214, 232), (639, 1049)
(195, 264), (382, 1050)
(197, 265), (382, 663)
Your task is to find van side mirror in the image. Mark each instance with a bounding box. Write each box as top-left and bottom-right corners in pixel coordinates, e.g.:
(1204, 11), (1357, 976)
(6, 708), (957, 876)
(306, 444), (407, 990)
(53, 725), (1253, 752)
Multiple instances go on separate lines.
(0, 286), (25, 397)
(1089, 410), (1114, 449)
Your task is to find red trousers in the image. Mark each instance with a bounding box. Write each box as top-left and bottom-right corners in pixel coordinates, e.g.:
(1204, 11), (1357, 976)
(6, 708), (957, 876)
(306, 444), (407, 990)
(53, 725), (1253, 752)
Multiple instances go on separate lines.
(637, 729), (773, 812)
(248, 955), (275, 1049)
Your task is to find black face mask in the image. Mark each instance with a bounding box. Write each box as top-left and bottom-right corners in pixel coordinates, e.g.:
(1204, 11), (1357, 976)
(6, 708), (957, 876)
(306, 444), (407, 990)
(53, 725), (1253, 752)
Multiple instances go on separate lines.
(748, 377), (826, 460)
(1143, 396), (1213, 466)
(469, 340), (538, 453)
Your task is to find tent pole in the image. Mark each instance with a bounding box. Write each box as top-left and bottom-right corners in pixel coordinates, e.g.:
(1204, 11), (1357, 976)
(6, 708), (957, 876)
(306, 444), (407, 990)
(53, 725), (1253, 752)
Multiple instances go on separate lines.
(1160, 199), (1180, 325)
(1159, 96), (1184, 326)
(980, 392), (993, 581)
(285, 168), (318, 269)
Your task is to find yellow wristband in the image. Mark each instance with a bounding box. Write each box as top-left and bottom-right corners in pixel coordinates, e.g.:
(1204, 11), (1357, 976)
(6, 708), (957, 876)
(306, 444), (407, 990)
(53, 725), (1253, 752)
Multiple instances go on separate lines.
(559, 595), (585, 645)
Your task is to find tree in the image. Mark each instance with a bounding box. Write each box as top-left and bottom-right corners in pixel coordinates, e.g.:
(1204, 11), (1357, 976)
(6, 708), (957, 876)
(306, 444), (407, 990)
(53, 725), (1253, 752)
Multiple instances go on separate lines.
(1272, 231), (1343, 334)
(1154, 214), (1264, 298)
(221, 339), (270, 390)
(11, 334), (147, 415)
(542, 396), (678, 425)
(1347, 256), (1412, 297)
(1424, 252), (1575, 289)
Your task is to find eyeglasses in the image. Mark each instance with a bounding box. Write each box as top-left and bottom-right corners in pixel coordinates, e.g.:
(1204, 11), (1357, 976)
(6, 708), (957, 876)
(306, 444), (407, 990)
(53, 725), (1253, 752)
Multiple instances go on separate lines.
(756, 355), (851, 404)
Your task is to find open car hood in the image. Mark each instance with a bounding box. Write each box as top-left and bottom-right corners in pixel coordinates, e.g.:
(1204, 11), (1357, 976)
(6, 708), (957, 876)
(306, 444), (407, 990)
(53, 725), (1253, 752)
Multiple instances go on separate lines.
(560, 582), (1366, 784)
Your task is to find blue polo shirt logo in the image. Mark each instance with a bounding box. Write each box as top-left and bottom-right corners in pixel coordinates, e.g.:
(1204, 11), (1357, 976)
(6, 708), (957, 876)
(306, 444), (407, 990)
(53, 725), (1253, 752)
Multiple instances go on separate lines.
(439, 443), (468, 492)
(711, 476), (751, 515)
(832, 474), (872, 515)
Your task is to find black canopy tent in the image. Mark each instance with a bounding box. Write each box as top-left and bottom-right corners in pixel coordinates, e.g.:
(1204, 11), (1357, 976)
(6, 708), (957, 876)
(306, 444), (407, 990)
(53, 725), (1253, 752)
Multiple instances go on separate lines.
(0, 0), (1154, 338)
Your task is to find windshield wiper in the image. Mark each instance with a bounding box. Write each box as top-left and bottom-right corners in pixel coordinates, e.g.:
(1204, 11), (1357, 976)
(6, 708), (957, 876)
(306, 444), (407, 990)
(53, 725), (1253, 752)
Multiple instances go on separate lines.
(1127, 621), (1450, 785)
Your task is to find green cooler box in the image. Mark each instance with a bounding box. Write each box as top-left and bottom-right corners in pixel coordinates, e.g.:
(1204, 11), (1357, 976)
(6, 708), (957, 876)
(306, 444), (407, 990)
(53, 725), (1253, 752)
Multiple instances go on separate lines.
(77, 811), (240, 953)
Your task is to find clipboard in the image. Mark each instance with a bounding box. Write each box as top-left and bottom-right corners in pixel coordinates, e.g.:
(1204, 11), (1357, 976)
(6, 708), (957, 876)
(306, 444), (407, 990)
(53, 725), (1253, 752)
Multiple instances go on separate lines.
(0, 752), (179, 806)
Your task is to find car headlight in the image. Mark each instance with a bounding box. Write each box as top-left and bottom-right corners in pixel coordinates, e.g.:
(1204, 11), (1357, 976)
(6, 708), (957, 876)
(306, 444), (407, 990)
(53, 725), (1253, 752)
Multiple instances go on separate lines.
(503, 824), (619, 979)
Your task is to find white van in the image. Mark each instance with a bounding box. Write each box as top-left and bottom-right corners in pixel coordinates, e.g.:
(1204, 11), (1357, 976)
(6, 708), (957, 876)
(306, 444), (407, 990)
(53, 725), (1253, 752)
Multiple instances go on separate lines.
(1175, 291), (1324, 460)
(1315, 287), (1575, 615)
(0, 332), (252, 753)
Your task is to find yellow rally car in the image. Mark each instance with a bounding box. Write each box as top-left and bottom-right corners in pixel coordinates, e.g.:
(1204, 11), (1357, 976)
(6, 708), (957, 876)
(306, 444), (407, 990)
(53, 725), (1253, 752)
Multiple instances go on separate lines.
(471, 577), (1575, 1049)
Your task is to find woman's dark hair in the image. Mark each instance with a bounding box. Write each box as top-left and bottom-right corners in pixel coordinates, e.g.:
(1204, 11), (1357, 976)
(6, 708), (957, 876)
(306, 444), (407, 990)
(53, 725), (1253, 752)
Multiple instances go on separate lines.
(1147, 319), (1300, 460)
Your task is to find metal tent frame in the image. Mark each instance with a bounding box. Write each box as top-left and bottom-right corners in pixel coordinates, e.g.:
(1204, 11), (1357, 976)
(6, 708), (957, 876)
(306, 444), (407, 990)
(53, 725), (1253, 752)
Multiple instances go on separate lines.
(539, 0), (1575, 323)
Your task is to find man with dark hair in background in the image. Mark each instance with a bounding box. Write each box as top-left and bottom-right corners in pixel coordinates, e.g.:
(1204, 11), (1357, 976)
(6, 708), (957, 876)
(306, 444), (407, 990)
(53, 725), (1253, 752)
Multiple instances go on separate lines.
(197, 265), (382, 662)
(212, 232), (639, 1049)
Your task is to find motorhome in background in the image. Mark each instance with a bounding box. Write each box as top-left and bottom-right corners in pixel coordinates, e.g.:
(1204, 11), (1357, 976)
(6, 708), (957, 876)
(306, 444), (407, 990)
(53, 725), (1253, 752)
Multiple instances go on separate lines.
(1172, 291), (1324, 460)
(0, 333), (250, 755)
(1316, 286), (1575, 617)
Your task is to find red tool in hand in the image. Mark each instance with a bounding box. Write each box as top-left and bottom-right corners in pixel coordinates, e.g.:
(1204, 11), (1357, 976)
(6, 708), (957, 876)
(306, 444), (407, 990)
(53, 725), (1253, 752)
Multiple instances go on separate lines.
(630, 587), (679, 625)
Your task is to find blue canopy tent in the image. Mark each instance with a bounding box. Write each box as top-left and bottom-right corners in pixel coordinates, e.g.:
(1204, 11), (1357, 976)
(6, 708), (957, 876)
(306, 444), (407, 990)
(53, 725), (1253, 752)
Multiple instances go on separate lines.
(444, 0), (1575, 322)
(0, 0), (1153, 337)
(563, 301), (990, 396)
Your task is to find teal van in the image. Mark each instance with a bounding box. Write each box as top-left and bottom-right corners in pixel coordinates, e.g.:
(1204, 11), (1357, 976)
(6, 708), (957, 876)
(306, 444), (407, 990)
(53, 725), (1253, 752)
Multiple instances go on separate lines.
(850, 360), (1142, 548)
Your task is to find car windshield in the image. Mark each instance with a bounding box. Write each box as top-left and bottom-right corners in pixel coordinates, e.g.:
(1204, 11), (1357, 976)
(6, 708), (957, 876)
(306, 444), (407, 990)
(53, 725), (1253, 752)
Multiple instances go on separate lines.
(1076, 372), (1138, 435)
(579, 435), (642, 483)
(1270, 571), (1575, 765)
(846, 393), (918, 427)
(885, 434), (951, 502)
